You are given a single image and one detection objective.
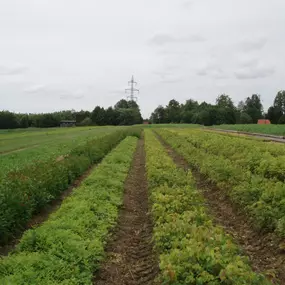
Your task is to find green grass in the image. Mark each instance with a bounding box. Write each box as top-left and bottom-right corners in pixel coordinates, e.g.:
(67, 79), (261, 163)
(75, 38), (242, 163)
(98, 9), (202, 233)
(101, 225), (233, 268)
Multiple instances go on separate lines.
(0, 126), (126, 178)
(212, 124), (285, 136)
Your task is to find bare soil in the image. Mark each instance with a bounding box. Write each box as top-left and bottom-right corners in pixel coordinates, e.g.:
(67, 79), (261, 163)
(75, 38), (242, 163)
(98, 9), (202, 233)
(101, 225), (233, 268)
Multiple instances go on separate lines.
(0, 165), (95, 256)
(94, 138), (159, 285)
(155, 132), (285, 285)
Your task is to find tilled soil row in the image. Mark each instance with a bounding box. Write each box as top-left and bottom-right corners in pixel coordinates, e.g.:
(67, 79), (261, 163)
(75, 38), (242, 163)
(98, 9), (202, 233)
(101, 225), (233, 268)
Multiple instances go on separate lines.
(155, 132), (285, 285)
(95, 138), (159, 285)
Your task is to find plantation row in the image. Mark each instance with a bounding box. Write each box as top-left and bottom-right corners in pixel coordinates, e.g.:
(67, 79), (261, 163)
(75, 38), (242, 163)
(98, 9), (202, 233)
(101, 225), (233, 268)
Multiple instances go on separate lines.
(0, 136), (139, 284)
(145, 130), (270, 284)
(157, 129), (285, 237)
(181, 129), (285, 181)
(0, 129), (276, 284)
(0, 128), (138, 244)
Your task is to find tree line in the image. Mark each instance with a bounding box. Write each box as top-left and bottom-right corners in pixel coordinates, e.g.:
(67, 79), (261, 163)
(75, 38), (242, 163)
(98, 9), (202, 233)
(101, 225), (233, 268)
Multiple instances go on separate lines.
(1, 90), (285, 129)
(0, 99), (143, 129)
(150, 90), (285, 125)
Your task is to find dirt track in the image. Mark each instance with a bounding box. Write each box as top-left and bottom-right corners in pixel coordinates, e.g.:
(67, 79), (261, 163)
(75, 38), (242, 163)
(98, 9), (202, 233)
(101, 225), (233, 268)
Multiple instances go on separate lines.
(156, 132), (285, 285)
(94, 138), (158, 285)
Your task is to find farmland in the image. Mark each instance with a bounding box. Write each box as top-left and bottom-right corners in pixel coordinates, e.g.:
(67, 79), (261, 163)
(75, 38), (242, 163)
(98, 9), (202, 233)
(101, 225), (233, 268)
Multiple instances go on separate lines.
(211, 124), (285, 136)
(0, 126), (285, 284)
(0, 126), (126, 178)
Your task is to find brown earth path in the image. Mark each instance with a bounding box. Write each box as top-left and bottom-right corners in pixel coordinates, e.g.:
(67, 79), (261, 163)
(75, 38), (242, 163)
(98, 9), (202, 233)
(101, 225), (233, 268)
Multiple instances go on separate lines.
(155, 132), (285, 285)
(94, 138), (159, 285)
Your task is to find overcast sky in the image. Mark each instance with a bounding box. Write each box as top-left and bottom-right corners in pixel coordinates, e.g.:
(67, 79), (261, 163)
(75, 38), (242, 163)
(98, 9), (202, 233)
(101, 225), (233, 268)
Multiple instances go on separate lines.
(0, 0), (284, 118)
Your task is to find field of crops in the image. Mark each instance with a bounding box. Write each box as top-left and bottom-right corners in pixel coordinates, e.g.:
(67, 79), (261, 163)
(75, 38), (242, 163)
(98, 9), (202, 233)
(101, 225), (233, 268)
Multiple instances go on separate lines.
(0, 126), (284, 284)
(212, 124), (285, 136)
(0, 126), (126, 178)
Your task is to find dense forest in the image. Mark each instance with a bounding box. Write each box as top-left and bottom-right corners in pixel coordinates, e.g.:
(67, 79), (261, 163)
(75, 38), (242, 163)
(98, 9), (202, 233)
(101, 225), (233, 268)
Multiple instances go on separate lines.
(150, 90), (285, 125)
(0, 99), (143, 129)
(1, 91), (285, 129)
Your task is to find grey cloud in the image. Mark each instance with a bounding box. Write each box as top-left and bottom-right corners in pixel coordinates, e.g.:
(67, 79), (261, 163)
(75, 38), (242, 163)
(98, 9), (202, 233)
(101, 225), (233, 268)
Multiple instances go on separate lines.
(197, 66), (228, 79)
(235, 57), (275, 79)
(25, 84), (46, 93)
(60, 94), (84, 100)
(0, 65), (27, 76)
(160, 77), (183, 83)
(25, 85), (84, 100)
(235, 67), (275, 79)
(153, 71), (173, 80)
(238, 38), (267, 52)
(149, 33), (205, 46)
(183, 1), (193, 9)
(153, 70), (183, 83)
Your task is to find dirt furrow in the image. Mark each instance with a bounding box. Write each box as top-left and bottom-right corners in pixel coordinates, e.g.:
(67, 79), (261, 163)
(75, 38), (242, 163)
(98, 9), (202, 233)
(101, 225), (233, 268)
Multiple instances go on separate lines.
(155, 132), (285, 285)
(94, 138), (158, 285)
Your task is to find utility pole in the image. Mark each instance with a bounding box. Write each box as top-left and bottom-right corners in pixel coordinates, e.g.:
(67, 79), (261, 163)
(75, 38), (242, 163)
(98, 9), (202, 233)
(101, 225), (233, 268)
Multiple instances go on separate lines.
(125, 75), (139, 101)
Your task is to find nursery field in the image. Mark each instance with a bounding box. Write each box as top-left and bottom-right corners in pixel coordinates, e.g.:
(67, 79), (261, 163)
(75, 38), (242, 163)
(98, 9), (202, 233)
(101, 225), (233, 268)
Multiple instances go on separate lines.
(0, 126), (284, 284)
(212, 124), (285, 136)
(0, 126), (125, 178)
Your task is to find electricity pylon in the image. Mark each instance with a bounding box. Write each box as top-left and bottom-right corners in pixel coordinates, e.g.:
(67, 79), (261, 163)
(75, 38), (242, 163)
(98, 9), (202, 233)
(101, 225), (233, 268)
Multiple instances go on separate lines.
(125, 75), (139, 101)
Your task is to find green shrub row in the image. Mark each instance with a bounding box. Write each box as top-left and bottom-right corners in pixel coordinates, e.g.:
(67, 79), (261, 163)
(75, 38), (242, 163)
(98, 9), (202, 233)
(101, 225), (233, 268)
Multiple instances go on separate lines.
(177, 129), (285, 182)
(0, 136), (138, 284)
(0, 127), (140, 244)
(144, 130), (270, 285)
(156, 129), (285, 237)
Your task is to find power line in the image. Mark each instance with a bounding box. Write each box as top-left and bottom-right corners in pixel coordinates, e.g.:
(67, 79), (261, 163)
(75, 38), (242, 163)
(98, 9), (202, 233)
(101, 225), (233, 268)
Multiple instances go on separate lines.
(125, 75), (139, 101)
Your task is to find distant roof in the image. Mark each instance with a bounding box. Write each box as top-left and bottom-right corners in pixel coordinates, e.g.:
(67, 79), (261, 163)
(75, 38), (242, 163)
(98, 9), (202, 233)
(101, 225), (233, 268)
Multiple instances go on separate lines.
(60, 120), (76, 123)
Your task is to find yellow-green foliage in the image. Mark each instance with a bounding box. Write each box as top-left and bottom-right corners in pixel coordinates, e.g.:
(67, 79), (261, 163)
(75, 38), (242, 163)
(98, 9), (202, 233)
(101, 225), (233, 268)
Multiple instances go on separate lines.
(145, 130), (270, 285)
(157, 128), (285, 237)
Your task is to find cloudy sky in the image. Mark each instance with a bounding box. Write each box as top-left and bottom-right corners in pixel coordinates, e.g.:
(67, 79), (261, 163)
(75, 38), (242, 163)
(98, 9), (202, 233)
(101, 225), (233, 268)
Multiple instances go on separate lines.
(0, 0), (284, 118)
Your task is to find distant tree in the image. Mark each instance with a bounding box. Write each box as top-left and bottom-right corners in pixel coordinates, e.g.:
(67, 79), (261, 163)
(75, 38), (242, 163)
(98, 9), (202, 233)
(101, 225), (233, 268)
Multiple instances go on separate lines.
(278, 114), (285, 124)
(128, 100), (139, 109)
(237, 101), (245, 111)
(0, 111), (19, 129)
(104, 107), (119, 125)
(166, 99), (181, 123)
(18, 114), (29, 128)
(243, 94), (263, 123)
(240, 112), (253, 124)
(273, 90), (285, 113)
(113, 99), (143, 125)
(183, 99), (199, 111)
(114, 99), (129, 109)
(266, 106), (283, 124)
(150, 105), (168, 124)
(76, 110), (91, 123)
(91, 106), (106, 125)
(216, 94), (235, 110)
(78, 117), (92, 126)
